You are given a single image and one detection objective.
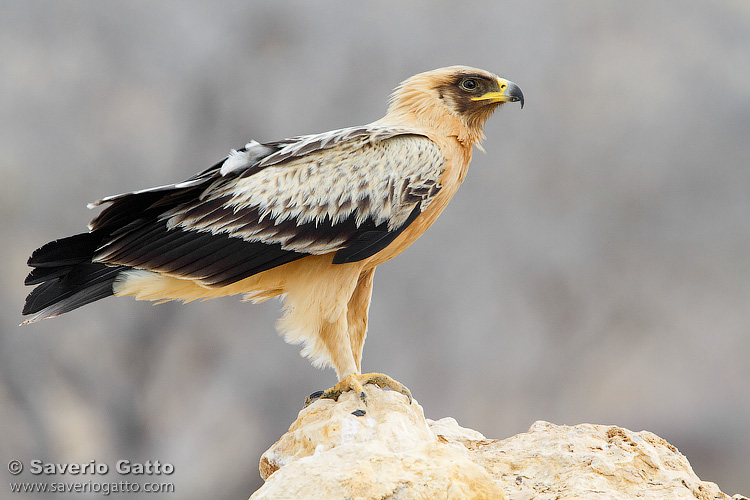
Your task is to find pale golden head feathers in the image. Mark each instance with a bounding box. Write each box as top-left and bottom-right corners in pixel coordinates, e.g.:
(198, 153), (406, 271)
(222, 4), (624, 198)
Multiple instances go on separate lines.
(384, 66), (523, 146)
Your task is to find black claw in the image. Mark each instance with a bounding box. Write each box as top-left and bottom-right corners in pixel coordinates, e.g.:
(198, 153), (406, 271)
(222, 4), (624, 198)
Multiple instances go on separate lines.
(308, 390), (324, 400)
(303, 390), (326, 408)
(360, 391), (367, 402)
(351, 409), (366, 417)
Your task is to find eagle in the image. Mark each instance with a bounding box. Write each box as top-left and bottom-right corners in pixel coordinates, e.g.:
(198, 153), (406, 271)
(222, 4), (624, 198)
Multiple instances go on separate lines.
(22, 66), (523, 403)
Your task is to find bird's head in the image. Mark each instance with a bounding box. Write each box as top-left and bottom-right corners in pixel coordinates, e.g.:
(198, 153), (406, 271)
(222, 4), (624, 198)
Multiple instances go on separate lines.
(386, 66), (523, 145)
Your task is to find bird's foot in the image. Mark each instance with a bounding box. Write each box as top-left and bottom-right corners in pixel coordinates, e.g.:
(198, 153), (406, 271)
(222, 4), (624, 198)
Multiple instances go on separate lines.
(304, 372), (412, 407)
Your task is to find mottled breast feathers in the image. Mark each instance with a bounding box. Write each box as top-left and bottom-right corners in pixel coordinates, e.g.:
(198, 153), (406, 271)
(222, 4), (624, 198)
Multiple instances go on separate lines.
(90, 125), (445, 286)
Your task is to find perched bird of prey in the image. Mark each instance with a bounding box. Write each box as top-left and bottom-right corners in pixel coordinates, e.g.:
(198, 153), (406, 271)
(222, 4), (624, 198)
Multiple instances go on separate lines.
(22, 66), (523, 402)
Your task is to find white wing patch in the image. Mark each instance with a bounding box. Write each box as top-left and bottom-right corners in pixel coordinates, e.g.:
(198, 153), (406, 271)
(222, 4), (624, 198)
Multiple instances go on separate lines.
(220, 140), (276, 176)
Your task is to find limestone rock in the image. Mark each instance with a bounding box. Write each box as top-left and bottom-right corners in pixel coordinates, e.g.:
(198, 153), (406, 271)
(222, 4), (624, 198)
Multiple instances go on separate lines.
(464, 420), (742, 500)
(255, 388), (504, 499)
(251, 386), (745, 500)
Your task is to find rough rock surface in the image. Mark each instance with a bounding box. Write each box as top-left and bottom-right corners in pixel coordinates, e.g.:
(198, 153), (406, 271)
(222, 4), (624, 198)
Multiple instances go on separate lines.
(251, 386), (745, 500)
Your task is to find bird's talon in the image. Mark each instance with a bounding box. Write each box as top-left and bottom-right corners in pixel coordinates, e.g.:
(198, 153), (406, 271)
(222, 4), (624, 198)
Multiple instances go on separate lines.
(305, 372), (411, 408)
(303, 390), (326, 408)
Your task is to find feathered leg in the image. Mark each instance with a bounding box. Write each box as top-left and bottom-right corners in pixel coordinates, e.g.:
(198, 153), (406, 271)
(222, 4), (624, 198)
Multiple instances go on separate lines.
(305, 267), (411, 407)
(348, 268), (375, 372)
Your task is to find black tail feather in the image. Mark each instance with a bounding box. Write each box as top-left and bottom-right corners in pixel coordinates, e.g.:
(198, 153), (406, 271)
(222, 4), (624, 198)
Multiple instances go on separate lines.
(22, 232), (129, 324)
(24, 266), (71, 286)
(23, 176), (218, 324)
(27, 232), (102, 268)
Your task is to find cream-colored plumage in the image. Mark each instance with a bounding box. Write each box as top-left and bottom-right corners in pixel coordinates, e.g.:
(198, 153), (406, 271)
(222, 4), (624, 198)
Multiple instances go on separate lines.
(23, 66), (523, 400)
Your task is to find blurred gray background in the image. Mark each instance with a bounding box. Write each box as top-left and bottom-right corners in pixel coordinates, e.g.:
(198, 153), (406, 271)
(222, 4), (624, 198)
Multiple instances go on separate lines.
(1, 1), (748, 498)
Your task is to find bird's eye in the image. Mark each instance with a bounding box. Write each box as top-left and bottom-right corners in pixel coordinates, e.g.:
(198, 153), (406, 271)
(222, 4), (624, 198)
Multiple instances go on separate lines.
(460, 78), (478, 91)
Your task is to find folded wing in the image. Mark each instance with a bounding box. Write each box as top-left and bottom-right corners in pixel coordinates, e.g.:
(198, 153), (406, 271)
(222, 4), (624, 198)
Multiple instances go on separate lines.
(90, 125), (445, 287)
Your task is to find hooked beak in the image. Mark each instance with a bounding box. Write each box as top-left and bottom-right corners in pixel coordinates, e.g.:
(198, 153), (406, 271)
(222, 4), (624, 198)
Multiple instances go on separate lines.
(471, 78), (524, 109)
